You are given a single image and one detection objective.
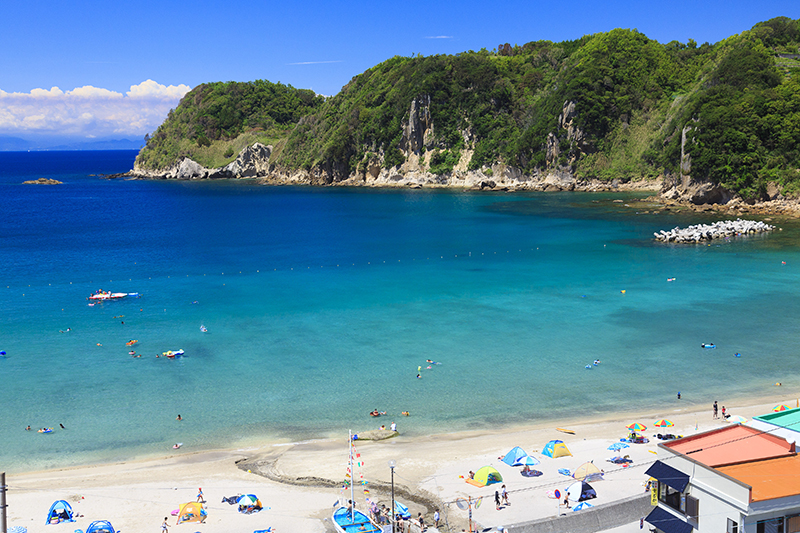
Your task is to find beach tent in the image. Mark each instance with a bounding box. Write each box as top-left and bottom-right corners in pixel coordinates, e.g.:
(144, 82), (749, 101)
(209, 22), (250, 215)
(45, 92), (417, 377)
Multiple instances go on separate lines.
(566, 480), (597, 502)
(85, 520), (117, 533)
(45, 500), (73, 524)
(542, 440), (572, 458)
(572, 462), (604, 482)
(467, 466), (503, 487)
(501, 446), (529, 467)
(177, 502), (208, 524)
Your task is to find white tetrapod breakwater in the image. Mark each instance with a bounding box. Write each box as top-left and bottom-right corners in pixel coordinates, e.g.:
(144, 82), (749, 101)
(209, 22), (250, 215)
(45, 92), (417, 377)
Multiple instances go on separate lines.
(654, 218), (775, 243)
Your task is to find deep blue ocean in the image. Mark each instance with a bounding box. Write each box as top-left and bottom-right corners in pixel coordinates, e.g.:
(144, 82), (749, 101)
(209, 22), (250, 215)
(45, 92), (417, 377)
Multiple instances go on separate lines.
(2, 150), (800, 473)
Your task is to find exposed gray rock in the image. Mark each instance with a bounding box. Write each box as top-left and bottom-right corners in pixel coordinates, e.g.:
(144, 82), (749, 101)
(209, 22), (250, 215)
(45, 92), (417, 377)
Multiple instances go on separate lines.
(175, 158), (208, 180)
(546, 132), (560, 166)
(400, 95), (432, 154)
(211, 143), (272, 178)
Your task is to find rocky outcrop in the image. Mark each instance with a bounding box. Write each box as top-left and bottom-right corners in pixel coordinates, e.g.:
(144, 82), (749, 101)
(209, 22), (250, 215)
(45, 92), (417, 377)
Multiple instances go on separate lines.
(130, 143), (272, 180)
(23, 178), (62, 184)
(215, 143), (272, 178)
(660, 174), (733, 205)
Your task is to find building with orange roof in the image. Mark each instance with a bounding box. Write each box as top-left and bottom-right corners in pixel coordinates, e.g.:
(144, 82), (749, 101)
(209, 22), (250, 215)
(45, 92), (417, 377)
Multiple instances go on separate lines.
(644, 422), (800, 533)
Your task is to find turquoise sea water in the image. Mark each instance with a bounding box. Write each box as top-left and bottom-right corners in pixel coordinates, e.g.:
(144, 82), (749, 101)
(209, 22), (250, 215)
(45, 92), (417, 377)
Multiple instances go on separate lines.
(2, 150), (800, 473)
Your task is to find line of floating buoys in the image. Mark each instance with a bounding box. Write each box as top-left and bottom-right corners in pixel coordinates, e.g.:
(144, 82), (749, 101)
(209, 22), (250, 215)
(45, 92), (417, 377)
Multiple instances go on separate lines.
(3, 247), (547, 291)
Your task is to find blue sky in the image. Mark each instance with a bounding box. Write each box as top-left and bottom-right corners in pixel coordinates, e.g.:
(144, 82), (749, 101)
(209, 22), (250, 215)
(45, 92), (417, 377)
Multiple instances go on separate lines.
(0, 0), (796, 142)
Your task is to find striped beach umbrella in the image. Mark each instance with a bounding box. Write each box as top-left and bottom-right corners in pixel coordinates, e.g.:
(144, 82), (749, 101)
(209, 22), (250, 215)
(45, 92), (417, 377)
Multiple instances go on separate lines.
(626, 423), (647, 432)
(773, 404), (791, 412)
(608, 442), (629, 451)
(728, 415), (747, 424)
(654, 419), (674, 427)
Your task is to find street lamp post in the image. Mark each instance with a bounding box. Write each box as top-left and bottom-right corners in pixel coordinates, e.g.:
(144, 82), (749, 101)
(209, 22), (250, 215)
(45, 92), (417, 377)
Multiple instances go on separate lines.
(388, 460), (396, 533)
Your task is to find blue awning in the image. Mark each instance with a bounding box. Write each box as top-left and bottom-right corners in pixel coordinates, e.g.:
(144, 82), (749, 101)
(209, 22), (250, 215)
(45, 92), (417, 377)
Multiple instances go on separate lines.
(645, 460), (690, 492)
(646, 506), (693, 533)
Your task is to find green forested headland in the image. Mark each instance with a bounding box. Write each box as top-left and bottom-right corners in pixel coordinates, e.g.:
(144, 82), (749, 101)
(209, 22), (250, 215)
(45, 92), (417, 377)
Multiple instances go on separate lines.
(136, 17), (800, 200)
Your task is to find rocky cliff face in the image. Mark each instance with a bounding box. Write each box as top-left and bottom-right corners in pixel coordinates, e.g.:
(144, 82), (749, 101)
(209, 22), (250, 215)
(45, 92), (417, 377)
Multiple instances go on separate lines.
(127, 101), (660, 195)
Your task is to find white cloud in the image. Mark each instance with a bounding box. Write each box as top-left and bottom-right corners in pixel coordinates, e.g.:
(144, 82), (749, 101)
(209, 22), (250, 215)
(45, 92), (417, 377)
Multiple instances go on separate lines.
(0, 80), (191, 138)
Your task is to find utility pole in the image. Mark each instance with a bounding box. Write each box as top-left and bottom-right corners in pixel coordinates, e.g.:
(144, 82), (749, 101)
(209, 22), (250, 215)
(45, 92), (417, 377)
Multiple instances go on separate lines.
(1, 472), (7, 533)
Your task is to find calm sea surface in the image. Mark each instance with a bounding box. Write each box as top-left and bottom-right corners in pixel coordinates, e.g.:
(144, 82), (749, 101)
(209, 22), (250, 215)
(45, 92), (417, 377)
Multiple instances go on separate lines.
(2, 150), (799, 473)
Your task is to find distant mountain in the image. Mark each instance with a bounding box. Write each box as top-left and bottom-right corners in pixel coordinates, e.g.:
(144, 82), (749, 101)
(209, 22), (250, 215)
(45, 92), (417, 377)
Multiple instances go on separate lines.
(0, 136), (34, 151)
(0, 136), (143, 151)
(47, 138), (143, 151)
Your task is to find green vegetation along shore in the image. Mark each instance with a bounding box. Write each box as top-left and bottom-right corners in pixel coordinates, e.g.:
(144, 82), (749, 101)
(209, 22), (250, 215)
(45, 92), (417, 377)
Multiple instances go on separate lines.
(134, 17), (800, 201)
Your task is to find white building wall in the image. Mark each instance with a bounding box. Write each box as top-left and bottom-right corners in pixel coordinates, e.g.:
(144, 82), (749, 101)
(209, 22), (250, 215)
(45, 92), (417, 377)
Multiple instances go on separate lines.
(662, 453), (750, 533)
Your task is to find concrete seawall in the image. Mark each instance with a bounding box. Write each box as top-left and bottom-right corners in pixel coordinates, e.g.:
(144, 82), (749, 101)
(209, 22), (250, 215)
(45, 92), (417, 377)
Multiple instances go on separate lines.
(504, 494), (652, 533)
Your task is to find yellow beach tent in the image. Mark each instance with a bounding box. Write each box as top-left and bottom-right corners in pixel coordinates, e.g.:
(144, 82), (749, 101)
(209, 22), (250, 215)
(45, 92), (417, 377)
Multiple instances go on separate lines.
(177, 502), (207, 524)
(466, 466), (503, 487)
(572, 461), (604, 482)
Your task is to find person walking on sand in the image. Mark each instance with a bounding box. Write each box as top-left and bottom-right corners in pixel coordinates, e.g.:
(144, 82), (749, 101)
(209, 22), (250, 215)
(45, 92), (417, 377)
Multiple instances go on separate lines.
(162, 517), (169, 532)
(196, 487), (204, 503)
(501, 484), (510, 506)
(713, 401), (718, 419)
(495, 490), (501, 510)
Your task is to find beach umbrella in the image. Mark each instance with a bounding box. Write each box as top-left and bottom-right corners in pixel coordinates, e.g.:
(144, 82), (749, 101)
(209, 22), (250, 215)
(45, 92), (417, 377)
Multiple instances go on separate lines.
(773, 405), (791, 412)
(520, 455), (540, 466)
(608, 442), (629, 452)
(626, 423), (647, 432)
(654, 419), (674, 427)
(237, 494), (260, 507)
(728, 415), (747, 424)
(573, 502), (593, 511)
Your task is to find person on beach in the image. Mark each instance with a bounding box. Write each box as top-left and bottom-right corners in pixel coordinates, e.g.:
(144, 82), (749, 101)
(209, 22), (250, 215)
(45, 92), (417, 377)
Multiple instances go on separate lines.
(390, 421), (397, 431)
(433, 509), (440, 528)
(501, 484), (510, 506)
(495, 490), (501, 510)
(162, 517), (169, 532)
(722, 406), (727, 418)
(713, 401), (718, 419)
(197, 487), (204, 503)
(563, 495), (570, 509)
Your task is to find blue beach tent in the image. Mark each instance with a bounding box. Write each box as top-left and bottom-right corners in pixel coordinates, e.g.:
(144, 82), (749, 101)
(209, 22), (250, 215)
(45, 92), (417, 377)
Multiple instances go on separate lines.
(501, 446), (529, 467)
(45, 500), (74, 524)
(85, 521), (117, 533)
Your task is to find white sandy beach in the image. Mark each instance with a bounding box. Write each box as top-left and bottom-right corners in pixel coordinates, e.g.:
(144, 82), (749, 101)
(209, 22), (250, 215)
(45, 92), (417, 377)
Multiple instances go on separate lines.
(6, 397), (796, 533)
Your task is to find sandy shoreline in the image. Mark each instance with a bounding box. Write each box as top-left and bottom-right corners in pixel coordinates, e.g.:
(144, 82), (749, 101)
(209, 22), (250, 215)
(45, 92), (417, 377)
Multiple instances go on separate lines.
(7, 394), (797, 533)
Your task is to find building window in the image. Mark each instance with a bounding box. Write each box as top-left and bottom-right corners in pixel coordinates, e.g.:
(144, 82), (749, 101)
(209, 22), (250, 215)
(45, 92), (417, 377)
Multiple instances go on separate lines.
(657, 481), (682, 513)
(727, 518), (738, 533)
(757, 517), (784, 533)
